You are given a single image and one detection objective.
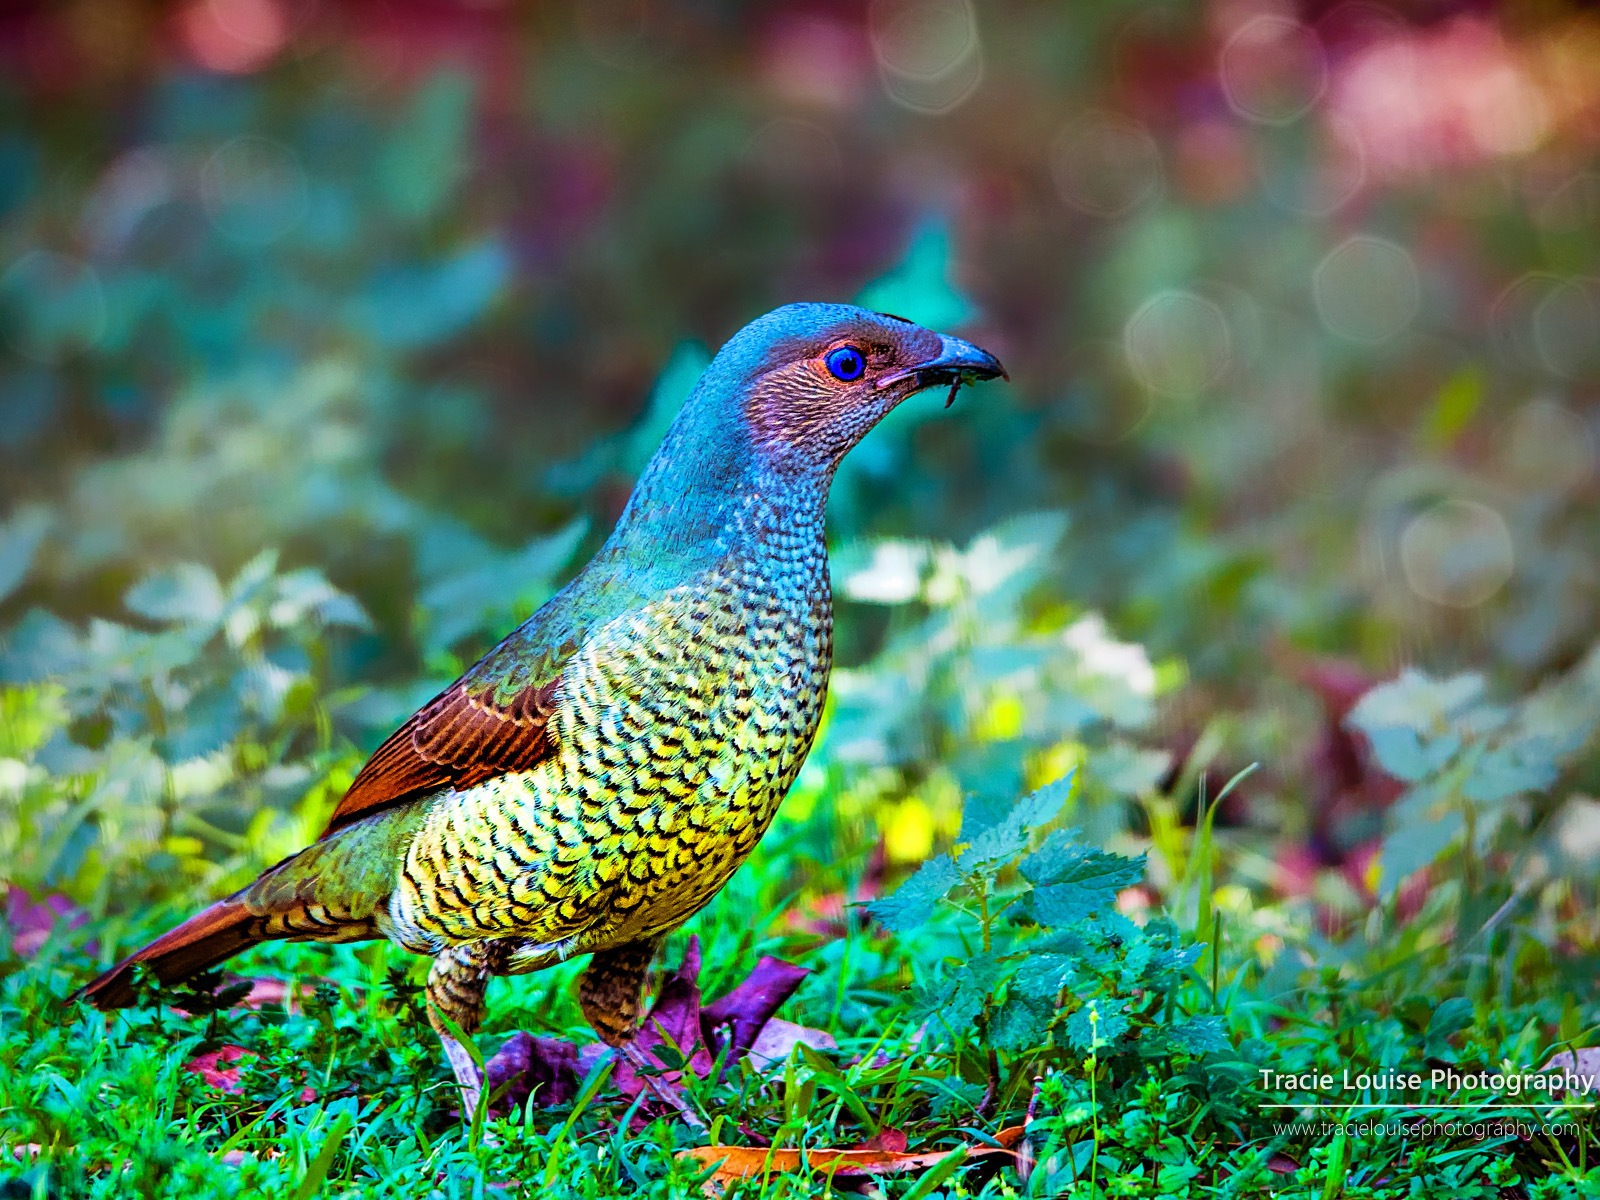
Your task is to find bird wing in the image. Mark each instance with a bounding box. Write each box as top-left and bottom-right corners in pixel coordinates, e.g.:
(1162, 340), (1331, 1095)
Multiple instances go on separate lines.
(320, 628), (580, 836)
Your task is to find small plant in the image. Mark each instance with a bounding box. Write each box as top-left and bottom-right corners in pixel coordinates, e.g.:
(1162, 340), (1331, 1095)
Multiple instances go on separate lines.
(1347, 650), (1600, 902)
(869, 773), (1257, 1185)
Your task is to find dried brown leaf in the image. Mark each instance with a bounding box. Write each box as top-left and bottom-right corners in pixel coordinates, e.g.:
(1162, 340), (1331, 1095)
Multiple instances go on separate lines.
(677, 1125), (1024, 1194)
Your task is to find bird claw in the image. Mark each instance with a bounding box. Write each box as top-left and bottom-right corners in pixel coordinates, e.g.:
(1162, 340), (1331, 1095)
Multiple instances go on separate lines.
(620, 1042), (707, 1130)
(440, 1031), (485, 1119)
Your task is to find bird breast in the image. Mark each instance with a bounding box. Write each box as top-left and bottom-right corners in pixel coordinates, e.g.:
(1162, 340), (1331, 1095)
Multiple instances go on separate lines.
(390, 547), (833, 952)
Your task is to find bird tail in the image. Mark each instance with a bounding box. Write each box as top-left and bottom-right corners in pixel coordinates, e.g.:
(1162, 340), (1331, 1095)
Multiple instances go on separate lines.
(72, 800), (428, 1011)
(72, 897), (265, 1010)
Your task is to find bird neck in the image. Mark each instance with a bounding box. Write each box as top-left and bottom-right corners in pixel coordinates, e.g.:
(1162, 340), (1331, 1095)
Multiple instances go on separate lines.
(617, 447), (829, 557)
(609, 378), (831, 551)
(594, 406), (832, 592)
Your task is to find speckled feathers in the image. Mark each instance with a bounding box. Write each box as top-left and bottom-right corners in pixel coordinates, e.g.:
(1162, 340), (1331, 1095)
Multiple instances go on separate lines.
(74, 303), (1004, 1040)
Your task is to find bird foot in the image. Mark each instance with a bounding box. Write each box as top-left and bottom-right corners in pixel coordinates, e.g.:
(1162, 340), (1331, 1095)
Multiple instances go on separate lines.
(440, 1031), (484, 1119)
(620, 1042), (706, 1130)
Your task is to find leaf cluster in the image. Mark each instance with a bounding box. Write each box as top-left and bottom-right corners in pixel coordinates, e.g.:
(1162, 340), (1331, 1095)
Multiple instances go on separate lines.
(870, 774), (1251, 1137)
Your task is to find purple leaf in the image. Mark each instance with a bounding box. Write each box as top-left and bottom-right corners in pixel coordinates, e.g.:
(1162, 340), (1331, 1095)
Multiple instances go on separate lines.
(484, 1031), (581, 1110)
(701, 956), (810, 1057)
(614, 936), (714, 1099)
(6, 886), (90, 958)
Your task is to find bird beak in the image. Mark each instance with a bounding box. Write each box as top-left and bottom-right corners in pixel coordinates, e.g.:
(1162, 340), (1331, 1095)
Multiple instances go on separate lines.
(875, 334), (1009, 397)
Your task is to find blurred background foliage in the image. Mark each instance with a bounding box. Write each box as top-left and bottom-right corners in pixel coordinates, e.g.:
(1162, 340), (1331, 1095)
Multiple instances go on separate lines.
(1, 0), (1600, 1009)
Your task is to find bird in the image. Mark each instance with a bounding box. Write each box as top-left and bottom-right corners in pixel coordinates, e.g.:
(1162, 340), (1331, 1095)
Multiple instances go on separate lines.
(73, 302), (1006, 1116)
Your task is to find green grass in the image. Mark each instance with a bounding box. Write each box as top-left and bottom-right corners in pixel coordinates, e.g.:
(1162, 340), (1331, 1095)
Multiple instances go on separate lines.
(8, 797), (1600, 1199)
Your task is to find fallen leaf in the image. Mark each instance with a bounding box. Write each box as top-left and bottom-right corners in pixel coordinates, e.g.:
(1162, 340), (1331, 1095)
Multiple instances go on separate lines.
(220, 1147), (281, 1166)
(1538, 1048), (1600, 1094)
(853, 1127), (907, 1154)
(614, 936), (716, 1101)
(678, 1125), (1024, 1194)
(1296, 655), (1403, 861)
(6, 886), (91, 958)
(747, 1018), (837, 1071)
(187, 1045), (253, 1092)
(1216, 1146), (1301, 1179)
(483, 944), (822, 1117)
(484, 1031), (580, 1111)
(186, 1044), (316, 1103)
(227, 977), (320, 1012)
(700, 955), (810, 1058)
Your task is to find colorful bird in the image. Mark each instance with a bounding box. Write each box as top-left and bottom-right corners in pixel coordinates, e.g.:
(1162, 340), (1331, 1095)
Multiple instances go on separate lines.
(74, 303), (1005, 1115)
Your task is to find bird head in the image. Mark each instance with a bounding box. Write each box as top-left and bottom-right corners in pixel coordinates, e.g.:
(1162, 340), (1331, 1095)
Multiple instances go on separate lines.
(713, 302), (1006, 473)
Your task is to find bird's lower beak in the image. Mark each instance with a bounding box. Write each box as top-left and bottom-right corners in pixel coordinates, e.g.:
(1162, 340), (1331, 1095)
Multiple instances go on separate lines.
(875, 333), (1008, 394)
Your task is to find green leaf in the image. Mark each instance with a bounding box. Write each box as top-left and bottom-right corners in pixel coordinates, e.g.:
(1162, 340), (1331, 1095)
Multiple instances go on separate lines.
(360, 239), (511, 350)
(1347, 669), (1484, 736)
(292, 1107), (355, 1200)
(1165, 1016), (1230, 1056)
(1091, 741), (1173, 797)
(1462, 742), (1558, 804)
(1011, 952), (1073, 1002)
(416, 517), (586, 657)
(0, 505), (49, 605)
(835, 538), (932, 605)
(378, 70), (475, 223)
(269, 569), (370, 631)
(1065, 1003), (1129, 1051)
(622, 342), (711, 477)
(1364, 725), (1459, 783)
(1421, 364), (1484, 448)
(989, 995), (1053, 1051)
(956, 790), (1014, 842)
(854, 219), (975, 331)
(900, 1146), (970, 1200)
(125, 563), (225, 626)
(958, 772), (1074, 868)
(913, 952), (1006, 1034)
(1113, 926), (1155, 988)
(1377, 804), (1463, 897)
(1425, 997), (1473, 1056)
(865, 852), (960, 932)
(1022, 832), (1144, 926)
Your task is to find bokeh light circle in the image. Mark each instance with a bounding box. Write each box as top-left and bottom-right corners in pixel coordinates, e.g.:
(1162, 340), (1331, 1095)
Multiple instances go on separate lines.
(0, 250), (107, 363)
(1500, 399), (1595, 496)
(1399, 498), (1514, 608)
(1490, 272), (1558, 371)
(1219, 16), (1327, 126)
(869, 0), (983, 115)
(746, 118), (843, 185)
(1050, 112), (1163, 218)
(201, 136), (308, 245)
(180, 0), (289, 74)
(1123, 290), (1232, 397)
(1535, 172), (1600, 233)
(1532, 279), (1599, 378)
(1313, 235), (1420, 344)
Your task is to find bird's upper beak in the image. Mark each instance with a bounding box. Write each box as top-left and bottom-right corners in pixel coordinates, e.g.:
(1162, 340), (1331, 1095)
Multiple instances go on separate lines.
(876, 333), (1008, 393)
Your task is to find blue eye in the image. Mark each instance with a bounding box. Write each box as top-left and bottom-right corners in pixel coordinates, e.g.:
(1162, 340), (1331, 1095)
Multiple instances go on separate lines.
(825, 346), (866, 382)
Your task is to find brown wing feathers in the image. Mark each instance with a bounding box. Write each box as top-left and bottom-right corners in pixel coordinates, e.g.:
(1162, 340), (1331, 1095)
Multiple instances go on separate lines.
(74, 674), (562, 1009)
(320, 678), (561, 834)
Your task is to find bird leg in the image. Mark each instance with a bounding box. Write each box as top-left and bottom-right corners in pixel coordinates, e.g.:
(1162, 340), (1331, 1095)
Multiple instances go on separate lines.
(577, 938), (659, 1047)
(427, 941), (506, 1118)
(580, 939), (705, 1129)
